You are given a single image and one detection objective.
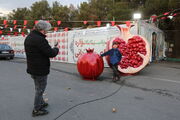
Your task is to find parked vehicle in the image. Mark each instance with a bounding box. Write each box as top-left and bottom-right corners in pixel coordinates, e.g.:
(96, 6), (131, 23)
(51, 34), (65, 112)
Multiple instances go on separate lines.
(0, 44), (14, 59)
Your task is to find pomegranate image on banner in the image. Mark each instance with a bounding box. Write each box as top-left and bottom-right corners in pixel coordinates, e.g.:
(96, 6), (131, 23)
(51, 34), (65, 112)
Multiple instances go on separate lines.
(106, 24), (150, 74)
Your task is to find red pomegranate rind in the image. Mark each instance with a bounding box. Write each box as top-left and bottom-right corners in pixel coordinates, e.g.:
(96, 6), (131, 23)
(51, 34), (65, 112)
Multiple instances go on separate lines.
(77, 50), (104, 80)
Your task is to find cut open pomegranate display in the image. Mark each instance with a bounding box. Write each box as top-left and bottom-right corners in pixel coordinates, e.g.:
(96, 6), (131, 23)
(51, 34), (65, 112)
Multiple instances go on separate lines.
(106, 25), (150, 74)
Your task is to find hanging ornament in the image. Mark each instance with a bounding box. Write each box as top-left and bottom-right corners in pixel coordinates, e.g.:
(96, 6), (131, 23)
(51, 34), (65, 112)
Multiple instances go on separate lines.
(0, 30), (2, 35)
(35, 20), (38, 24)
(172, 13), (177, 17)
(111, 21), (115, 26)
(54, 27), (58, 32)
(18, 28), (22, 33)
(24, 20), (28, 25)
(125, 21), (131, 27)
(23, 26), (27, 29)
(97, 21), (101, 27)
(64, 27), (68, 32)
(150, 15), (157, 22)
(5, 25), (8, 28)
(3, 20), (7, 25)
(22, 32), (25, 37)
(1, 35), (4, 39)
(83, 21), (88, 25)
(14, 32), (18, 36)
(14, 25), (17, 29)
(10, 28), (13, 32)
(7, 32), (11, 37)
(27, 29), (30, 33)
(13, 20), (17, 24)
(57, 21), (61, 25)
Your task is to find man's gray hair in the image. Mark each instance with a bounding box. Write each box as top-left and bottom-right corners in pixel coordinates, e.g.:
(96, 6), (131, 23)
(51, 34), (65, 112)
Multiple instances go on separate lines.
(34, 20), (52, 31)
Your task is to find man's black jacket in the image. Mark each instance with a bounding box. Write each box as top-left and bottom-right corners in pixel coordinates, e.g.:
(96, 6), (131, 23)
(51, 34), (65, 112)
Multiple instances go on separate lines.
(24, 30), (59, 76)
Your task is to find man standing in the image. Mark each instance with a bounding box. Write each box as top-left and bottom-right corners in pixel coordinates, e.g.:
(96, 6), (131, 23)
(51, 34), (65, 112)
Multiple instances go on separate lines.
(24, 20), (59, 117)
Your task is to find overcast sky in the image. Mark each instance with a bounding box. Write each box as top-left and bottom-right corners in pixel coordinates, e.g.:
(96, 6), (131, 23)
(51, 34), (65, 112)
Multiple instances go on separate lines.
(0, 0), (88, 14)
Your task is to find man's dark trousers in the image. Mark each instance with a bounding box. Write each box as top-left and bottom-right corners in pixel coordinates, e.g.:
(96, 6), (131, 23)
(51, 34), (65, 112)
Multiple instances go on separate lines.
(31, 75), (47, 110)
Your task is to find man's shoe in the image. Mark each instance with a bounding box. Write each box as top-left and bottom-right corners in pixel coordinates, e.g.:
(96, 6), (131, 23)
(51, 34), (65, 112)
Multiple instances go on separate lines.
(41, 102), (49, 109)
(32, 109), (49, 117)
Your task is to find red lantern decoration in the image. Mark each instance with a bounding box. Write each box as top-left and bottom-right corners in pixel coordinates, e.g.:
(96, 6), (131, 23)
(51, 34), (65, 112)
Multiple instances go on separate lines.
(111, 21), (115, 26)
(125, 21), (131, 27)
(22, 32), (25, 37)
(54, 27), (58, 32)
(77, 49), (104, 80)
(5, 25), (8, 28)
(14, 32), (18, 36)
(64, 27), (68, 32)
(13, 20), (17, 24)
(35, 20), (38, 24)
(14, 25), (17, 29)
(97, 21), (101, 27)
(0, 30), (2, 35)
(83, 21), (88, 25)
(24, 20), (28, 25)
(57, 21), (61, 25)
(23, 26), (27, 29)
(3, 20), (7, 25)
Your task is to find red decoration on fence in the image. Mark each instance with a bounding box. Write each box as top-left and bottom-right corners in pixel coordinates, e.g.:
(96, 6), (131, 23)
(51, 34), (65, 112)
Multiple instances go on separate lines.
(23, 26), (27, 29)
(24, 20), (28, 25)
(83, 21), (88, 25)
(125, 21), (131, 27)
(14, 25), (17, 29)
(97, 21), (101, 27)
(54, 27), (58, 32)
(22, 32), (25, 37)
(57, 21), (61, 25)
(5, 25), (8, 28)
(7, 32), (11, 36)
(35, 20), (38, 24)
(151, 15), (157, 22)
(64, 27), (68, 32)
(13, 20), (17, 24)
(111, 21), (115, 26)
(14, 32), (18, 36)
(1, 36), (4, 39)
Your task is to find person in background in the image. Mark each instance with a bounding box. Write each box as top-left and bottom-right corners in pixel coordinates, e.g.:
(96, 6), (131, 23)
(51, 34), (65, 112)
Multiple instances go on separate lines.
(24, 20), (59, 117)
(101, 41), (122, 82)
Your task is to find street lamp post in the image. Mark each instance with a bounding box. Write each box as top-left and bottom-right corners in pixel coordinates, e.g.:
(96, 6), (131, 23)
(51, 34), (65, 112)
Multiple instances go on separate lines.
(133, 13), (142, 35)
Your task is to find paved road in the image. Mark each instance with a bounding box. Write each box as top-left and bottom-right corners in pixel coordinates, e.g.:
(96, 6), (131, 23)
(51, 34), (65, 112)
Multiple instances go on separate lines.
(0, 58), (180, 120)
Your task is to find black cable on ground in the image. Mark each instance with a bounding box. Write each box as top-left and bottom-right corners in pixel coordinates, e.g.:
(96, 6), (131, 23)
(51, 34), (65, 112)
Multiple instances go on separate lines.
(7, 60), (131, 120)
(53, 77), (130, 120)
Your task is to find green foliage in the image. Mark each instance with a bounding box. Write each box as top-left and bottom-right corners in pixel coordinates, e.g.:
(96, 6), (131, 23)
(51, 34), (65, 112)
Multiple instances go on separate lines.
(8, 7), (30, 20)
(30, 0), (51, 20)
(2, 0), (180, 29)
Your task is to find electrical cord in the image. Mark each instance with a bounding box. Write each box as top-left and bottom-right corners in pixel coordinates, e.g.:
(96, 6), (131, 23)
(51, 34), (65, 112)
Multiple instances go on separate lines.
(53, 77), (129, 120)
(7, 60), (130, 120)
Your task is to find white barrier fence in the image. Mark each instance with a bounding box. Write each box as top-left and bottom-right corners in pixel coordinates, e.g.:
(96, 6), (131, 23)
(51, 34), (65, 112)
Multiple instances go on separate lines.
(0, 23), (166, 64)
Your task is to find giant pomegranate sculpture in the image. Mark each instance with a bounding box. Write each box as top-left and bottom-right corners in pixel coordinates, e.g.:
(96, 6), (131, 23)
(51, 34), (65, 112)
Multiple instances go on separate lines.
(77, 49), (104, 80)
(106, 24), (150, 74)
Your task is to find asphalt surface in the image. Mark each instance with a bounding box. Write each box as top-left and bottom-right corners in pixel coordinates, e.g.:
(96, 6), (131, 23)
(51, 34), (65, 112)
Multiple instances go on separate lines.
(0, 58), (180, 120)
